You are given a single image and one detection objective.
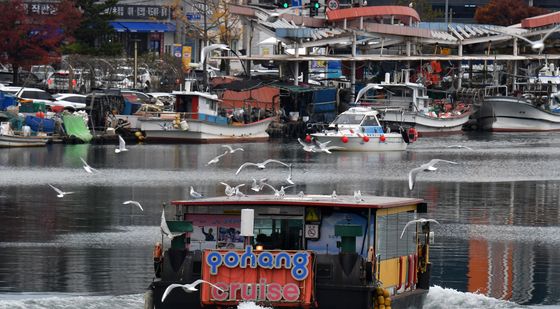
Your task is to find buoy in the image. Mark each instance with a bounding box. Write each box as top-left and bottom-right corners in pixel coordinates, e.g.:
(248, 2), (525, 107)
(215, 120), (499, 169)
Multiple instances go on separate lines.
(35, 111), (45, 118)
(341, 136), (349, 143)
(305, 135), (312, 143)
(363, 135), (370, 142)
(134, 131), (142, 137)
(380, 135), (386, 142)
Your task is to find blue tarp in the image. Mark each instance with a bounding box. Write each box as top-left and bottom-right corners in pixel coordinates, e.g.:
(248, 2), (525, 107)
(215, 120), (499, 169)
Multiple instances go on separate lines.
(312, 89), (336, 113)
(0, 91), (17, 111)
(25, 116), (55, 133)
(110, 22), (175, 33)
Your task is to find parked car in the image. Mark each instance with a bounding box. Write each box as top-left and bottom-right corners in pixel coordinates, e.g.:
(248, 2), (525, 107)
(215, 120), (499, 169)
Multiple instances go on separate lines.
(52, 93), (87, 110)
(16, 71), (46, 89)
(47, 70), (91, 94)
(30, 65), (55, 83)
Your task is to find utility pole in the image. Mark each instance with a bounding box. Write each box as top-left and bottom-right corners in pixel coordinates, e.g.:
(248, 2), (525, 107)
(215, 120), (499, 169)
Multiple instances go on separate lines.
(133, 39), (139, 90)
(202, 0), (209, 90)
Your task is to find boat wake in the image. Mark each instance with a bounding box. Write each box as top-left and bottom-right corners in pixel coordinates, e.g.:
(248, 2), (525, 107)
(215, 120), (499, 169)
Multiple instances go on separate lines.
(1, 286), (554, 309)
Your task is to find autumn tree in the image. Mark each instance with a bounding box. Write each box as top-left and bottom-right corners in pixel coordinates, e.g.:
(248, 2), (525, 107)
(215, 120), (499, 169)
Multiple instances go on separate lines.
(475, 0), (549, 26)
(0, 0), (82, 84)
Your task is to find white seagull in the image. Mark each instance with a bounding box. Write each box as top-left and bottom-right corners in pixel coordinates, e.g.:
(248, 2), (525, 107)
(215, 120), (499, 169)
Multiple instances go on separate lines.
(220, 182), (245, 198)
(331, 190), (337, 199)
(162, 280), (224, 302)
(115, 135), (128, 153)
(446, 145), (473, 151)
(207, 151), (229, 166)
(123, 200), (144, 211)
(354, 190), (364, 202)
(48, 184), (74, 198)
(80, 157), (98, 174)
(222, 145), (244, 153)
(235, 159), (291, 175)
(400, 218), (440, 239)
(489, 25), (560, 53)
(261, 183), (294, 199)
(190, 186), (204, 199)
(314, 140), (345, 154)
(408, 159), (458, 190)
(297, 138), (317, 152)
(251, 178), (268, 192)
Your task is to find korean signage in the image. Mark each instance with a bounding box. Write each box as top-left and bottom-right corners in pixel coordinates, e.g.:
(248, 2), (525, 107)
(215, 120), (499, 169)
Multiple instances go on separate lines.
(103, 5), (171, 20)
(24, 3), (57, 15)
(201, 247), (314, 305)
(182, 46), (192, 72)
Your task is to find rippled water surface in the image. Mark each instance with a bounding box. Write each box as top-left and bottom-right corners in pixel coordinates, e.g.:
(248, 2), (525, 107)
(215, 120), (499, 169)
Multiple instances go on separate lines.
(1, 132), (560, 308)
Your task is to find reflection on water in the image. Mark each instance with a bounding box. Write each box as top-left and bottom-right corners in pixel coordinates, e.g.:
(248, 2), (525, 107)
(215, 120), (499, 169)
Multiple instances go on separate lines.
(0, 133), (560, 307)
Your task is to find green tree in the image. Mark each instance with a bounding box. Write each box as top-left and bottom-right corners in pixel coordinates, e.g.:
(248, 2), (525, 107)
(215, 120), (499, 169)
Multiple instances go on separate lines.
(394, 0), (442, 22)
(66, 0), (122, 55)
(475, 0), (548, 26)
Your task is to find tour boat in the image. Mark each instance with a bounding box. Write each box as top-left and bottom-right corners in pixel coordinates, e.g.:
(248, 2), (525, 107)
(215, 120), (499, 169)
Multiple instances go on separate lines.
(144, 193), (434, 309)
(310, 106), (417, 151)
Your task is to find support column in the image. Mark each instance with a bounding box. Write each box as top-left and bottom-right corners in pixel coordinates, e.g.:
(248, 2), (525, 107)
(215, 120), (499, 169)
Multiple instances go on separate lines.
(406, 41), (411, 57)
(350, 32), (356, 103)
(294, 41), (300, 86)
(513, 38), (518, 56)
(513, 60), (518, 91)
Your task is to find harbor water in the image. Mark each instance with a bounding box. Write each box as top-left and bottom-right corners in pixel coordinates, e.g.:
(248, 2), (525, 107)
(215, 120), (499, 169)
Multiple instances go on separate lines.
(0, 132), (560, 309)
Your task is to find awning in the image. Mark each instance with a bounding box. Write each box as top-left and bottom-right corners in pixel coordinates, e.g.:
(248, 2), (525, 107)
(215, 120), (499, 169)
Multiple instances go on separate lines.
(110, 21), (176, 33)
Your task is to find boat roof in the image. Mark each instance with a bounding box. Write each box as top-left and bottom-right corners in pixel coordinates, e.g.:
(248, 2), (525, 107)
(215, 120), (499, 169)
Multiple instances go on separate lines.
(171, 91), (220, 101)
(172, 194), (425, 210)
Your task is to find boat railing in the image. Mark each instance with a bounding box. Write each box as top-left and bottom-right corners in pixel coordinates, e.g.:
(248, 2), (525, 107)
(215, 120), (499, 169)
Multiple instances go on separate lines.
(484, 85), (508, 97)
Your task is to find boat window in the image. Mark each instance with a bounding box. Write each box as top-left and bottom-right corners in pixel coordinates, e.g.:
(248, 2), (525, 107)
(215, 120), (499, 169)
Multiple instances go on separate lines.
(361, 116), (380, 126)
(333, 114), (365, 125)
(376, 211), (417, 260)
(254, 218), (303, 250)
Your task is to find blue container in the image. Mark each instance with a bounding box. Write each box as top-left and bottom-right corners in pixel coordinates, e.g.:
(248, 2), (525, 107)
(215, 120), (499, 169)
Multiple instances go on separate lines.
(25, 115), (55, 133)
(0, 91), (17, 111)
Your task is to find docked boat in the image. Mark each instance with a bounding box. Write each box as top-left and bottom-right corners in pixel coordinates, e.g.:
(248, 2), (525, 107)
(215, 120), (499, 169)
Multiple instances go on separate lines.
(145, 193), (434, 309)
(354, 74), (472, 136)
(477, 73), (560, 132)
(132, 91), (274, 143)
(310, 106), (417, 151)
(0, 122), (48, 147)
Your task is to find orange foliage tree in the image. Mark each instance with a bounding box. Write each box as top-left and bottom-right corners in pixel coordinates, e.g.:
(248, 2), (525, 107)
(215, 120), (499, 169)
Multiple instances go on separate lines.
(475, 0), (549, 26)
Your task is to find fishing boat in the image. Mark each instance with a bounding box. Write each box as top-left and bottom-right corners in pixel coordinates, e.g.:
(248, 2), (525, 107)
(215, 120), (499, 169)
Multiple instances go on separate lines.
(133, 90), (275, 143)
(310, 106), (417, 151)
(476, 72), (560, 132)
(145, 193), (434, 309)
(0, 122), (48, 147)
(354, 72), (472, 136)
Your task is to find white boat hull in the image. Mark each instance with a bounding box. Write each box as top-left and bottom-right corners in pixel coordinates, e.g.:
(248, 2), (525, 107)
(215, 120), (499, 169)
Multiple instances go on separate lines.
(477, 96), (560, 132)
(311, 132), (407, 151)
(138, 117), (274, 143)
(0, 134), (48, 147)
(381, 111), (471, 135)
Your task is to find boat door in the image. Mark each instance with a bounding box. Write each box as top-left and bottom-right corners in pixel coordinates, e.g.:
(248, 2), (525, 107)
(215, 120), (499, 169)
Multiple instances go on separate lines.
(176, 95), (199, 119)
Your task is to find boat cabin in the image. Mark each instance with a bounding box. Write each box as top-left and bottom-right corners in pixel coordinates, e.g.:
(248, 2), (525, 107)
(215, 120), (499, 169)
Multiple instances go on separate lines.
(329, 107), (385, 134)
(151, 194), (433, 309)
(171, 91), (227, 124)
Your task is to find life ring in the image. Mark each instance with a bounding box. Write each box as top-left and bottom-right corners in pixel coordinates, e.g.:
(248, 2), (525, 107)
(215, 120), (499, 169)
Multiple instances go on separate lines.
(408, 128), (418, 142)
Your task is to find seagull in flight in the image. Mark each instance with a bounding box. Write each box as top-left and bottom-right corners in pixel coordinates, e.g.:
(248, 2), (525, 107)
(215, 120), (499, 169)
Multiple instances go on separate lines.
(297, 138), (317, 152)
(408, 159), (458, 190)
(207, 151), (229, 166)
(235, 159), (291, 175)
(489, 25), (560, 53)
(48, 184), (74, 198)
(115, 135), (128, 153)
(222, 145), (244, 153)
(400, 218), (440, 239)
(80, 157), (98, 174)
(123, 200), (144, 211)
(314, 140), (345, 154)
(261, 183), (294, 199)
(220, 182), (245, 198)
(447, 145), (473, 151)
(190, 186), (204, 199)
(162, 280), (224, 302)
(251, 178), (268, 192)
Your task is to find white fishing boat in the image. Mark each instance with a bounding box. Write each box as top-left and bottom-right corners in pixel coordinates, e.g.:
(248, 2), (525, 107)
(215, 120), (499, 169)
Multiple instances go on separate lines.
(354, 72), (472, 136)
(477, 65), (560, 132)
(134, 91), (274, 143)
(310, 106), (417, 151)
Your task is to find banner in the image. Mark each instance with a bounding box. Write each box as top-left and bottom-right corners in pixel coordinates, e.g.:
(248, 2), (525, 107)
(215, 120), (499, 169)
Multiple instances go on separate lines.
(182, 46), (192, 72)
(173, 44), (182, 58)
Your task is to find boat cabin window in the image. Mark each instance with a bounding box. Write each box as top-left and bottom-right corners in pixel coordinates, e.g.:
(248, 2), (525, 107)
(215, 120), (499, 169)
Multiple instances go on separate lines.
(376, 211), (417, 260)
(333, 114), (365, 125)
(176, 95), (194, 113)
(361, 115), (380, 126)
(182, 205), (304, 251)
